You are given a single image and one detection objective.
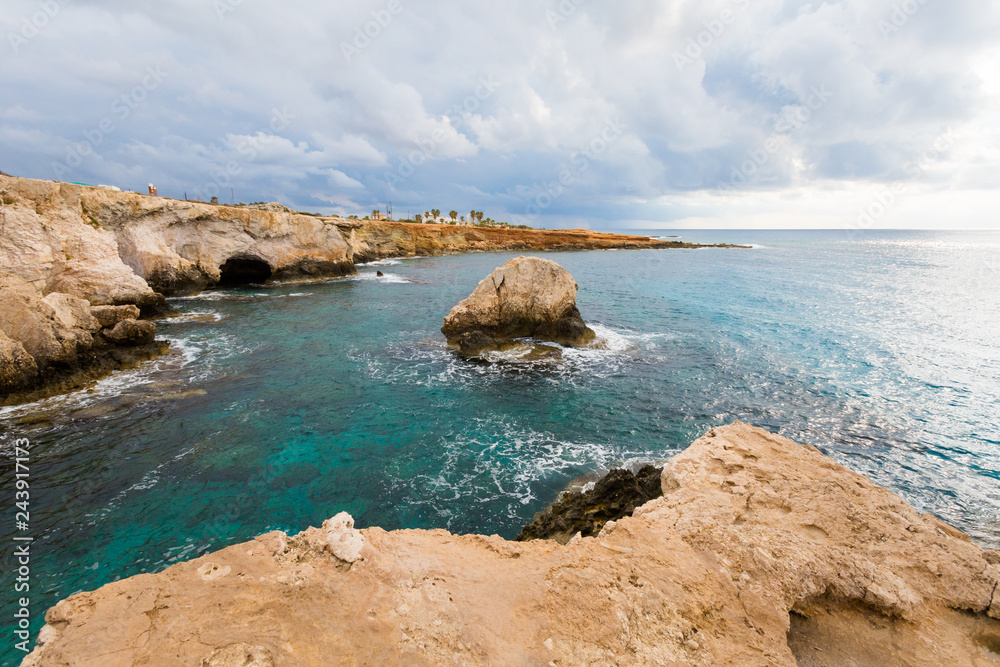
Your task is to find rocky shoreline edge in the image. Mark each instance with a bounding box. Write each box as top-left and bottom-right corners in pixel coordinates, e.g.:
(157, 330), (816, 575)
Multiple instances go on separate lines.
(1, 174), (747, 406)
(20, 422), (1000, 666)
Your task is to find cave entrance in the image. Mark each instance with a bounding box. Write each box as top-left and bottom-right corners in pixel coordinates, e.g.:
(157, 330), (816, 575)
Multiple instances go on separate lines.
(217, 257), (272, 287)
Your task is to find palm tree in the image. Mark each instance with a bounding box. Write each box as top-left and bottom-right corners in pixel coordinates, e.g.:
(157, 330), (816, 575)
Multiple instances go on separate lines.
(431, 208), (441, 220)
(449, 210), (458, 222)
(372, 209), (379, 219)
(475, 211), (483, 224)
(415, 213), (422, 223)
(469, 210), (475, 224)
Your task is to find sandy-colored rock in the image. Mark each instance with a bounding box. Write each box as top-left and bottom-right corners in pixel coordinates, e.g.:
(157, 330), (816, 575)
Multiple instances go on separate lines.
(200, 644), (275, 667)
(41, 292), (101, 333)
(24, 423), (1000, 666)
(104, 319), (156, 346)
(77, 187), (355, 294)
(0, 274), (79, 366)
(90, 304), (142, 328)
(0, 331), (38, 391)
(338, 219), (747, 264)
(442, 256), (596, 353)
(0, 272), (164, 403)
(0, 176), (162, 308)
(298, 511), (366, 563)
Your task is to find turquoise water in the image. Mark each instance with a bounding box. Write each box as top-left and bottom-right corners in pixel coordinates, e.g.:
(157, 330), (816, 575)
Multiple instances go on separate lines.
(2, 229), (999, 661)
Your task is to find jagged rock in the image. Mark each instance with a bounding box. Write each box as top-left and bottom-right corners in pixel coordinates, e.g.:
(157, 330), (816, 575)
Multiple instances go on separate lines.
(25, 423), (999, 665)
(0, 274), (80, 366)
(104, 319), (156, 346)
(0, 177), (162, 307)
(442, 256), (596, 354)
(0, 272), (163, 403)
(200, 644), (275, 667)
(300, 512), (366, 563)
(517, 464), (664, 544)
(76, 186), (354, 293)
(90, 304), (142, 328)
(0, 332), (38, 392)
(41, 292), (101, 333)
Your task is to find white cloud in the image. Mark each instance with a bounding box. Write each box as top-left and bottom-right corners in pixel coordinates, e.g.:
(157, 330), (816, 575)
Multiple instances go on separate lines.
(0, 0), (997, 228)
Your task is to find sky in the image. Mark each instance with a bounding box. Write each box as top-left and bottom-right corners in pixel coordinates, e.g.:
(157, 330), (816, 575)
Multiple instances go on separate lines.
(2, 0), (999, 229)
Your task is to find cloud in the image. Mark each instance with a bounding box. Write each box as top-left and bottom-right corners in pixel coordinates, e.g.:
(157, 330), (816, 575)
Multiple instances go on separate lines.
(1, 0), (998, 228)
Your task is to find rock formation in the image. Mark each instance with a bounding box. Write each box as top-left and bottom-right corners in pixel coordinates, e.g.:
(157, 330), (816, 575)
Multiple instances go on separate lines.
(336, 219), (748, 264)
(517, 464), (663, 544)
(0, 173), (745, 404)
(22, 423), (1000, 666)
(0, 177), (166, 313)
(442, 256), (596, 354)
(0, 274), (166, 404)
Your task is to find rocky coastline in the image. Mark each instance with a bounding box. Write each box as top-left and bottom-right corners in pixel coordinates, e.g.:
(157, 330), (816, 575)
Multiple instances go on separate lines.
(21, 423), (1000, 666)
(0, 174), (746, 406)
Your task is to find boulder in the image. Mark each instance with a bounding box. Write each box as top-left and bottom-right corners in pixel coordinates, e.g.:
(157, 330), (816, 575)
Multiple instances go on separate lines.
(0, 274), (79, 366)
(0, 332), (38, 392)
(41, 292), (101, 332)
(90, 304), (142, 328)
(441, 256), (595, 353)
(104, 319), (156, 346)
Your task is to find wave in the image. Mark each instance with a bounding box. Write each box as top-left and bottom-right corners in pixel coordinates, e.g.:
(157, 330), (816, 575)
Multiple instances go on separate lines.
(348, 272), (413, 284)
(0, 334), (248, 429)
(168, 291), (313, 302)
(386, 415), (666, 529)
(355, 258), (402, 267)
(160, 311), (224, 324)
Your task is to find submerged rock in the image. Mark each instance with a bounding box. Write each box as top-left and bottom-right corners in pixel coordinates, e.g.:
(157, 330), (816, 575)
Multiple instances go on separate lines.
(441, 256), (596, 354)
(517, 465), (664, 544)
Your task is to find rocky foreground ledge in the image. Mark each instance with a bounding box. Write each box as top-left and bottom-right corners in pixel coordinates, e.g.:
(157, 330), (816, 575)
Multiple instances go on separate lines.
(23, 423), (1000, 666)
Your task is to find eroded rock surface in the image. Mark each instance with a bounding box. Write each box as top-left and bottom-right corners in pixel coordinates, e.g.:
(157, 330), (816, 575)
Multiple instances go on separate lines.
(517, 464), (664, 544)
(23, 423), (1000, 666)
(0, 273), (165, 404)
(1, 174), (743, 405)
(442, 256), (596, 354)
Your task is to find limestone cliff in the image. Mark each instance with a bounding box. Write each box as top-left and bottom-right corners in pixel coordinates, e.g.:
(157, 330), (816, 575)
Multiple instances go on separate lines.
(337, 219), (736, 264)
(0, 173), (745, 405)
(78, 188), (356, 296)
(22, 423), (1000, 666)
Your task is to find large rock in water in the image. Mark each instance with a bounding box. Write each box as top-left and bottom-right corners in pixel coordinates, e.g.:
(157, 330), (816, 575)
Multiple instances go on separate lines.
(22, 423), (1000, 666)
(441, 256), (596, 354)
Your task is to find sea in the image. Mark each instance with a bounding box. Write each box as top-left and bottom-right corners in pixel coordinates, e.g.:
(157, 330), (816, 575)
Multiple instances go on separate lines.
(1, 229), (999, 660)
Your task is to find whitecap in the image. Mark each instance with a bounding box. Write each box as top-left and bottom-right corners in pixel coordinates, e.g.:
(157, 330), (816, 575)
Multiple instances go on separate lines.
(356, 258), (402, 267)
(348, 272), (413, 284)
(161, 311), (224, 324)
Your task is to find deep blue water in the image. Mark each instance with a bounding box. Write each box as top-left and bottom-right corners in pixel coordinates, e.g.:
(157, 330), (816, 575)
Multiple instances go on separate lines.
(2, 229), (999, 661)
